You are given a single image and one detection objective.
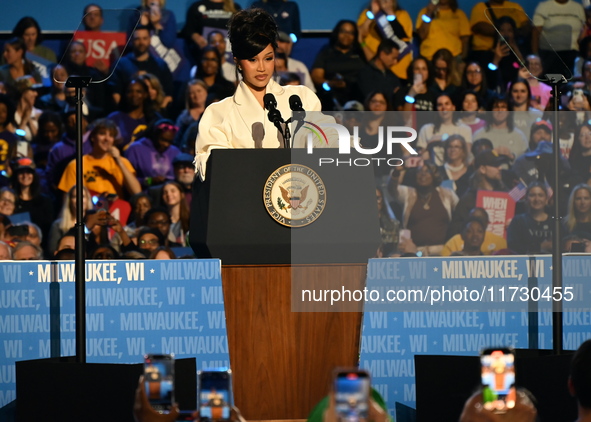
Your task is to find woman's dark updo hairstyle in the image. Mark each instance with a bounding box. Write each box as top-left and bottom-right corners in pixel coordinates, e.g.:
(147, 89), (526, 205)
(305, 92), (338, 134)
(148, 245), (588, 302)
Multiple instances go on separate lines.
(228, 8), (278, 61)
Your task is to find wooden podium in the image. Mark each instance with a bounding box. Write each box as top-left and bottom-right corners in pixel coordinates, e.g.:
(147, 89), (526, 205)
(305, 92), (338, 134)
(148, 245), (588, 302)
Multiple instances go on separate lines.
(190, 149), (379, 419)
(222, 264), (365, 419)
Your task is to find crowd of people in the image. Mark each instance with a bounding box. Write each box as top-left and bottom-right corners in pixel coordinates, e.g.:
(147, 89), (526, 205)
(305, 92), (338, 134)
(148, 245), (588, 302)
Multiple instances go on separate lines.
(1, 0), (591, 260)
(1, 4), (591, 422)
(130, 339), (591, 422)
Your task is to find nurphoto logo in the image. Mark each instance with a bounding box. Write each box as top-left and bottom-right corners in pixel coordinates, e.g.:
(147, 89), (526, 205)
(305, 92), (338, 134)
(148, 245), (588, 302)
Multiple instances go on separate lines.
(298, 112), (419, 168)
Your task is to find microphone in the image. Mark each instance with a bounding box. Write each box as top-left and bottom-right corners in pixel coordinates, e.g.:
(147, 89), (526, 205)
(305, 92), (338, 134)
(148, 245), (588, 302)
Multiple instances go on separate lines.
(251, 122), (265, 149)
(264, 93), (284, 124)
(263, 93), (277, 108)
(289, 95), (306, 138)
(263, 93), (289, 148)
(289, 95), (305, 121)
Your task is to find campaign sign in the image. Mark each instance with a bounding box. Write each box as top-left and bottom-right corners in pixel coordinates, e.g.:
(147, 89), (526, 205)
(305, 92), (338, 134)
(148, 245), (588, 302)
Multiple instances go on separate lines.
(361, 255), (591, 414)
(0, 259), (228, 408)
(476, 190), (516, 239)
(73, 31), (127, 69)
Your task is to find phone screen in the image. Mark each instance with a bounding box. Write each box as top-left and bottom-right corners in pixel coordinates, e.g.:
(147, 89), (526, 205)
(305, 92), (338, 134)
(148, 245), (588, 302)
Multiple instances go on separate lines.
(413, 73), (423, 85)
(144, 354), (174, 413)
(199, 369), (232, 421)
(480, 348), (516, 413)
(334, 370), (370, 422)
(399, 229), (411, 241)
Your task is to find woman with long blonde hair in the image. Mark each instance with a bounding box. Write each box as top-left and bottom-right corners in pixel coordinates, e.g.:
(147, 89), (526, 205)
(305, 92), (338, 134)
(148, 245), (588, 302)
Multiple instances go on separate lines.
(430, 48), (460, 95)
(137, 73), (171, 115)
(48, 185), (93, 253)
(564, 183), (591, 236)
(175, 79), (208, 148)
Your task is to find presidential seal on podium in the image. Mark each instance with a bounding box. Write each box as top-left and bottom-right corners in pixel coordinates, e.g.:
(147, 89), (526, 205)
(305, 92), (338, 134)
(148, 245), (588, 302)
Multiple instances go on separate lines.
(263, 164), (326, 227)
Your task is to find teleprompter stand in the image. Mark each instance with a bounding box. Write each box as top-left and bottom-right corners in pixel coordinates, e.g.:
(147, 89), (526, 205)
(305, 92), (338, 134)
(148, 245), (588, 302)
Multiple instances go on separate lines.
(546, 73), (568, 354)
(13, 10), (152, 422)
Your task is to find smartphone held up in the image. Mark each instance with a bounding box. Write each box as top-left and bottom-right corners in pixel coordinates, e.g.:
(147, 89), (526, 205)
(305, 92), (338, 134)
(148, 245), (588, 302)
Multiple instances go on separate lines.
(334, 369), (371, 422)
(198, 368), (233, 421)
(480, 348), (516, 413)
(144, 353), (175, 414)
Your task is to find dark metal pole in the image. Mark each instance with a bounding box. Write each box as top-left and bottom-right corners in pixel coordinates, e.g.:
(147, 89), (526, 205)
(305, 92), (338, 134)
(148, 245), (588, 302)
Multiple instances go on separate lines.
(546, 74), (565, 355)
(66, 76), (92, 363)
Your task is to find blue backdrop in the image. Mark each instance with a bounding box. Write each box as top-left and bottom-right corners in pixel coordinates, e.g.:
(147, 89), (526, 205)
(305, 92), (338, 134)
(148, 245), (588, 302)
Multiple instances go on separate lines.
(360, 255), (591, 414)
(0, 259), (228, 409)
(1, 255), (590, 413)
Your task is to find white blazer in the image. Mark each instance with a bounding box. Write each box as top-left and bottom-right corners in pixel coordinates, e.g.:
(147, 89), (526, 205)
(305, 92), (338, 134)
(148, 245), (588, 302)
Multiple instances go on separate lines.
(195, 79), (322, 179)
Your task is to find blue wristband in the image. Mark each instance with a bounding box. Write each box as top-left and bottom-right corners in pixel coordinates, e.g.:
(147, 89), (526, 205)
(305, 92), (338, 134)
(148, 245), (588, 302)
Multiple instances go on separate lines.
(366, 10), (375, 19)
(488, 62), (498, 71)
(322, 82), (331, 91)
(421, 14), (432, 23)
(405, 95), (416, 104)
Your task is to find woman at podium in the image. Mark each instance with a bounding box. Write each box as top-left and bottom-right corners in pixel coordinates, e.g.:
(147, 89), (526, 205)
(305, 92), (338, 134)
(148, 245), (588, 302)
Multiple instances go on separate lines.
(194, 8), (322, 180)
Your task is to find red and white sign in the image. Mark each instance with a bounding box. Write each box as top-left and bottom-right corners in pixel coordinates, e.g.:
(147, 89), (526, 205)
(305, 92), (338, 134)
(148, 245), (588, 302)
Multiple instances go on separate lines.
(476, 190), (516, 239)
(73, 31), (127, 69)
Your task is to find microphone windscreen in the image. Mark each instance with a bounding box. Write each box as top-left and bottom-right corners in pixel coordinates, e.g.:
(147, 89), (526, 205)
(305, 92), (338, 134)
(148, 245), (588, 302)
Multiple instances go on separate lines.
(252, 122), (265, 149)
(289, 95), (304, 111)
(263, 93), (277, 110)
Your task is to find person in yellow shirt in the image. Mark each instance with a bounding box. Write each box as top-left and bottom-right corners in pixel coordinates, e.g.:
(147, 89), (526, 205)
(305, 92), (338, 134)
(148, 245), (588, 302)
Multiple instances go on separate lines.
(469, 0), (530, 67)
(441, 206), (507, 255)
(357, 0), (413, 81)
(415, 0), (471, 61)
(58, 118), (142, 199)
